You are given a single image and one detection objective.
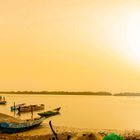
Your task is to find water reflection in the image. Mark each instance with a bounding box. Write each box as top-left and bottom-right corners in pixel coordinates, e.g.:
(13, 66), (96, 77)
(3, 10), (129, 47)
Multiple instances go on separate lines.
(0, 94), (140, 130)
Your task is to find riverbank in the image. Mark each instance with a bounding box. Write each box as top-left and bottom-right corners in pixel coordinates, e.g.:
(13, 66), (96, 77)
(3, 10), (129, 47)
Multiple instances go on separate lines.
(0, 91), (112, 96)
(0, 122), (140, 140)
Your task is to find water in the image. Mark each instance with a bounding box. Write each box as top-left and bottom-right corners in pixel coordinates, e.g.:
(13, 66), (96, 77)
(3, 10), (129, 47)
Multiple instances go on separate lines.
(0, 94), (140, 130)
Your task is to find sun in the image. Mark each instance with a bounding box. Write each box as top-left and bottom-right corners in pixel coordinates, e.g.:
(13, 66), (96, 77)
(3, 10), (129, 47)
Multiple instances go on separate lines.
(104, 11), (140, 66)
(126, 12), (140, 64)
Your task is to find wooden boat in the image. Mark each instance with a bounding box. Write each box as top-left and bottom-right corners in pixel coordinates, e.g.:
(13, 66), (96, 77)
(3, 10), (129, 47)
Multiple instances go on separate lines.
(18, 104), (45, 113)
(0, 113), (45, 133)
(38, 107), (61, 118)
(11, 103), (25, 111)
(0, 96), (6, 105)
(53, 107), (61, 112)
(0, 100), (6, 105)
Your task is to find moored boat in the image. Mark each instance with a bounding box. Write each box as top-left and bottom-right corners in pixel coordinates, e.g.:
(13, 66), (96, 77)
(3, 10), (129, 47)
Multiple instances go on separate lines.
(38, 107), (61, 118)
(53, 107), (61, 112)
(0, 113), (45, 133)
(11, 103), (25, 111)
(18, 104), (45, 113)
(0, 96), (6, 105)
(0, 100), (6, 105)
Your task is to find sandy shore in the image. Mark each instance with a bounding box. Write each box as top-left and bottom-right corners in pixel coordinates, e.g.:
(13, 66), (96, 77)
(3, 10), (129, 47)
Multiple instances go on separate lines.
(0, 122), (140, 140)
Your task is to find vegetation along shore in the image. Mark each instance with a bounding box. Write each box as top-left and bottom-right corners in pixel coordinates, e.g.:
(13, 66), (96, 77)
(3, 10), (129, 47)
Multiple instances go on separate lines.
(1, 91), (140, 96)
(0, 124), (139, 140)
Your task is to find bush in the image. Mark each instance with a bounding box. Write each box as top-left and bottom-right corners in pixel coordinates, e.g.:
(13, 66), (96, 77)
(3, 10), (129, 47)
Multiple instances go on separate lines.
(103, 133), (124, 140)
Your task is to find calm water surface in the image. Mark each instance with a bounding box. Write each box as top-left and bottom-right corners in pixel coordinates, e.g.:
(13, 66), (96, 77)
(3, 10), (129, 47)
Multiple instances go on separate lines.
(0, 94), (140, 130)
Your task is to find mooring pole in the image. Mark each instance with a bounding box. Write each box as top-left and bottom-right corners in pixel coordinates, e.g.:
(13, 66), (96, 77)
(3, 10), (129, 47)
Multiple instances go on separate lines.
(49, 121), (59, 140)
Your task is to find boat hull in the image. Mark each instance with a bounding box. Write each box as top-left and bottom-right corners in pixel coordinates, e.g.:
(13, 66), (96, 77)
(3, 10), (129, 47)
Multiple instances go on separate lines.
(0, 122), (42, 133)
(38, 111), (60, 118)
(0, 116), (45, 134)
(38, 107), (61, 118)
(18, 104), (45, 113)
(11, 103), (25, 111)
(0, 101), (6, 105)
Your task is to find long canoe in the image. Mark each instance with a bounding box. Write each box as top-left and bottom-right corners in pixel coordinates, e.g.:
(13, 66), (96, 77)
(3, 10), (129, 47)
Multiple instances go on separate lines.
(0, 113), (45, 133)
(11, 103), (25, 111)
(0, 101), (6, 105)
(18, 104), (45, 113)
(38, 107), (61, 118)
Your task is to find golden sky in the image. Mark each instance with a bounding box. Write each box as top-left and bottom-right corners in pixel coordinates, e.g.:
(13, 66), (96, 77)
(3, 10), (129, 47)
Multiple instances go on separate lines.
(1, 0), (140, 92)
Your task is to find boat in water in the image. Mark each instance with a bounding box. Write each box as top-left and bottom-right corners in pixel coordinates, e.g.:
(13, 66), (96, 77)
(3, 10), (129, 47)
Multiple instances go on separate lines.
(38, 107), (61, 118)
(18, 104), (45, 113)
(0, 113), (45, 133)
(11, 103), (25, 111)
(53, 107), (61, 112)
(0, 100), (6, 105)
(0, 96), (6, 105)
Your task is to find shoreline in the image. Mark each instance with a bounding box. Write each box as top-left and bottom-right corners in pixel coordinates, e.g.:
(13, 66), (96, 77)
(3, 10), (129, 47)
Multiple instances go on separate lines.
(0, 93), (112, 96)
(0, 123), (139, 140)
(1, 92), (140, 96)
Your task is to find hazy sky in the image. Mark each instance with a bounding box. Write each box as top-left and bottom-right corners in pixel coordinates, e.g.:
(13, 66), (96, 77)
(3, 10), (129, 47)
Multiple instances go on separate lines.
(1, 0), (140, 92)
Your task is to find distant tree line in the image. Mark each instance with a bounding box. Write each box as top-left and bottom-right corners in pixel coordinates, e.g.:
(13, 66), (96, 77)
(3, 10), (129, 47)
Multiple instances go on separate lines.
(114, 92), (140, 96)
(0, 91), (112, 96)
(1, 91), (140, 96)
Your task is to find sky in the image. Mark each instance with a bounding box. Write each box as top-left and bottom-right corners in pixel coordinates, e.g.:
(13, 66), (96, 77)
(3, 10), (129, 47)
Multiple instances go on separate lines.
(0, 0), (140, 93)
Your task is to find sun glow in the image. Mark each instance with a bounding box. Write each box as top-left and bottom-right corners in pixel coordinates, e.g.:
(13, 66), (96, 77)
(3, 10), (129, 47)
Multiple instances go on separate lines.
(126, 12), (140, 64)
(110, 11), (140, 66)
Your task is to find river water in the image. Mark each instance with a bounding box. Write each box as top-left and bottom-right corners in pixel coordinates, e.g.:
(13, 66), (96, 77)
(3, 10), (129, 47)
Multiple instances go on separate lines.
(0, 94), (140, 130)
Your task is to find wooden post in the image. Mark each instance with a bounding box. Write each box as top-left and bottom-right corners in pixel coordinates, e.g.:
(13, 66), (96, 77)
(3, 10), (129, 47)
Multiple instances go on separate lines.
(14, 102), (15, 108)
(18, 106), (21, 117)
(13, 102), (16, 116)
(49, 121), (59, 140)
(31, 105), (33, 119)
